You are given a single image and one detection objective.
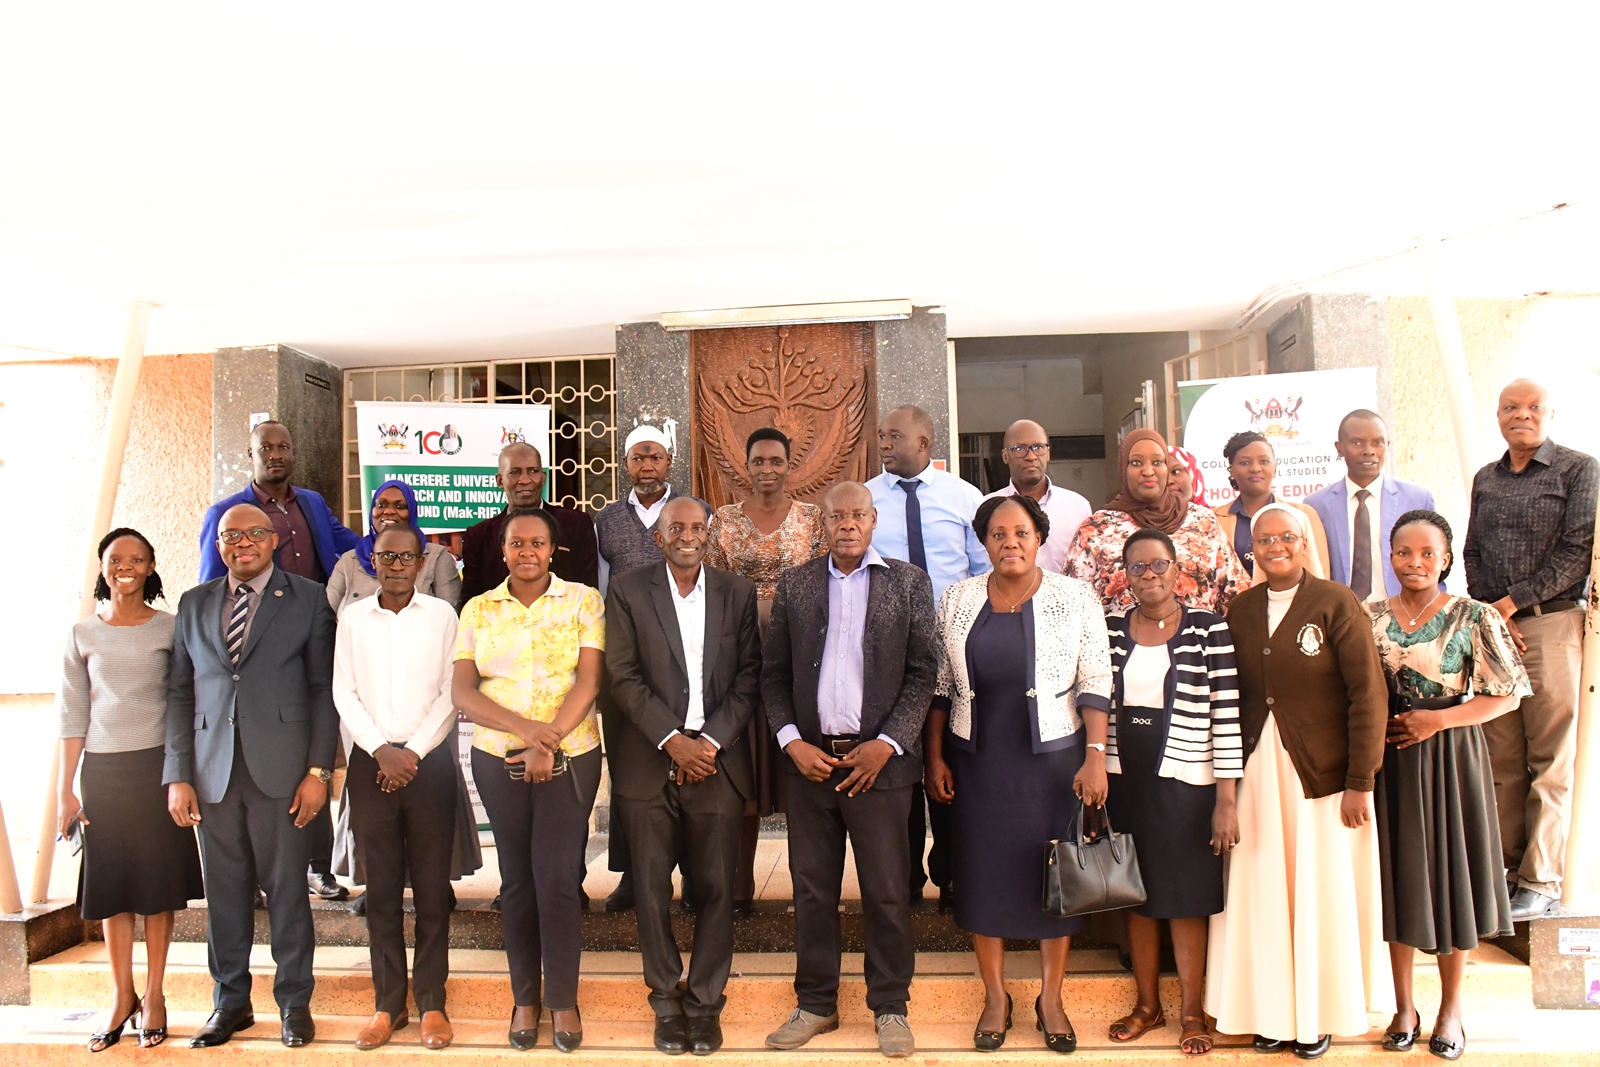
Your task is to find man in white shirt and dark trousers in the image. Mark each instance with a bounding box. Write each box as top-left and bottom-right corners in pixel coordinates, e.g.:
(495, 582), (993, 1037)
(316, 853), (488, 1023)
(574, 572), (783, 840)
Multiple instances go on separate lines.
(332, 526), (461, 1052)
(761, 482), (939, 1058)
(604, 497), (762, 1055)
(982, 419), (1091, 576)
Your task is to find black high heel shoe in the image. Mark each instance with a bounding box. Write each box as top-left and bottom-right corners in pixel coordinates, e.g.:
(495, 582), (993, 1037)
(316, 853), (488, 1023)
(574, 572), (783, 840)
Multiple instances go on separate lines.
(508, 1005), (540, 1051)
(974, 992), (1013, 1052)
(88, 995), (141, 1053)
(1035, 995), (1077, 1054)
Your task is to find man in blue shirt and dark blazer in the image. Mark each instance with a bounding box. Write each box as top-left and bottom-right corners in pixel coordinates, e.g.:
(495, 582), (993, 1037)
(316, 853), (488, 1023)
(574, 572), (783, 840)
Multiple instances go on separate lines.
(1304, 409), (1435, 600)
(165, 503), (339, 1048)
(196, 420), (358, 902)
(867, 405), (988, 907)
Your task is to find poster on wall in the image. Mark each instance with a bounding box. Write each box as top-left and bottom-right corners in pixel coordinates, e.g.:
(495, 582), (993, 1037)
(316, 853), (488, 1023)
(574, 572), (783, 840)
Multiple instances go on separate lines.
(353, 400), (552, 534)
(1178, 368), (1378, 509)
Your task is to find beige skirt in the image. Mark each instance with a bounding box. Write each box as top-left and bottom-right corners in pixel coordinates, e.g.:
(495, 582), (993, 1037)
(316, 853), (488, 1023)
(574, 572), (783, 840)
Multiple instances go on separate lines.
(1205, 714), (1394, 1043)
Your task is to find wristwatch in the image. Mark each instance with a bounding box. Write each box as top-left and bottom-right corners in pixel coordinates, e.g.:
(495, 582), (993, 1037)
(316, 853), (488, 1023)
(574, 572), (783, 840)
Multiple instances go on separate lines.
(307, 766), (332, 784)
(1085, 742), (1107, 753)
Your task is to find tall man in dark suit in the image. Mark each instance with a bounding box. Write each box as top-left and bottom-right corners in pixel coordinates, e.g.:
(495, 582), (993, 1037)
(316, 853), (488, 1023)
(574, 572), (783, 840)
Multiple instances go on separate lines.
(164, 503), (340, 1049)
(604, 496), (762, 1056)
(459, 440), (599, 600)
(761, 481), (938, 1059)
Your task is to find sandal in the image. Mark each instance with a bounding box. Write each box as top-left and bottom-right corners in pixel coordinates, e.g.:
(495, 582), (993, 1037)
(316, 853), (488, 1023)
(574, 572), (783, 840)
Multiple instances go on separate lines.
(1109, 1003), (1167, 1042)
(1179, 1016), (1213, 1055)
(139, 1001), (167, 1049)
(88, 995), (141, 1053)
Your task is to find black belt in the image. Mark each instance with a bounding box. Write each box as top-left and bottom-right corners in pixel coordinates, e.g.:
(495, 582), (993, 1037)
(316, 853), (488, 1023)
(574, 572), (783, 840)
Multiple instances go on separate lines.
(1389, 692), (1469, 717)
(820, 734), (859, 757)
(1513, 599), (1582, 619)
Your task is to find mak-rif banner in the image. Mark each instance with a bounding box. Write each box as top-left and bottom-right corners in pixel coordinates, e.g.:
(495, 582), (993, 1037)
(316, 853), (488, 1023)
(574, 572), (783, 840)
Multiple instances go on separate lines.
(1178, 368), (1378, 510)
(354, 400), (552, 534)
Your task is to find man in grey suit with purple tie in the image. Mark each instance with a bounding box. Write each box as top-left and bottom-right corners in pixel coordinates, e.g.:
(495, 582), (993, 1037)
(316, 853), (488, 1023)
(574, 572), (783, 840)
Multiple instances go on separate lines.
(1304, 409), (1436, 599)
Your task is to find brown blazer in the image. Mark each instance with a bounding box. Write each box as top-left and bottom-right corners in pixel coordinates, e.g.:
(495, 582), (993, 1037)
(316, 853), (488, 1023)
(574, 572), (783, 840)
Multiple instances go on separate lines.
(1225, 573), (1386, 798)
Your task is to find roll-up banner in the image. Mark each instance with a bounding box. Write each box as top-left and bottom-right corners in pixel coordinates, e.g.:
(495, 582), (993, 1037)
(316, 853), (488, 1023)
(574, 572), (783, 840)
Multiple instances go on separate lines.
(1177, 368), (1379, 509)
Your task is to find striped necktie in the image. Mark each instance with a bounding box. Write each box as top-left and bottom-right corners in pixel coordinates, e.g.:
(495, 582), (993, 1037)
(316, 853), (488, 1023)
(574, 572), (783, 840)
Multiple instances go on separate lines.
(226, 585), (250, 666)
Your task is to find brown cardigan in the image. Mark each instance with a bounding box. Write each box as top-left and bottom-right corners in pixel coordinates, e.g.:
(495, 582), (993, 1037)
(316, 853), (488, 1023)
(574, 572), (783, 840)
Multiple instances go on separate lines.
(1225, 573), (1386, 798)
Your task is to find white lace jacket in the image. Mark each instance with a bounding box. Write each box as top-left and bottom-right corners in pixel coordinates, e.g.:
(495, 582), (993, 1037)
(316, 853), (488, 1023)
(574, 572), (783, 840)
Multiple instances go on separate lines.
(934, 571), (1113, 750)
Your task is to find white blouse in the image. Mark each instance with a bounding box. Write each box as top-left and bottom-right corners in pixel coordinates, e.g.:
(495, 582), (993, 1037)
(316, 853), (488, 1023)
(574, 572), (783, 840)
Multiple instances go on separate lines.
(1122, 643), (1171, 708)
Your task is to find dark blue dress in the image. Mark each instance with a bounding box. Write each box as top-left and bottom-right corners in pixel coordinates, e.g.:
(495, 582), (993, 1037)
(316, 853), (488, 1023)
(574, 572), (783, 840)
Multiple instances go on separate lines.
(948, 604), (1086, 939)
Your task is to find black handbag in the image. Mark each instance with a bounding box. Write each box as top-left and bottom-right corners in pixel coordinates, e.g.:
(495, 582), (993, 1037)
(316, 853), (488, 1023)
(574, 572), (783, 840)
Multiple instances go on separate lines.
(1042, 801), (1147, 917)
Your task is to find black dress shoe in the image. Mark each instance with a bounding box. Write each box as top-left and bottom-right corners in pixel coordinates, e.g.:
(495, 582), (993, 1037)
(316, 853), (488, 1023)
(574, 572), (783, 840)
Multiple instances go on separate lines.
(350, 892), (367, 916)
(688, 1015), (723, 1056)
(1509, 887), (1555, 920)
(1293, 1035), (1331, 1059)
(973, 992), (1013, 1052)
(1428, 1029), (1465, 1061)
(606, 874), (635, 912)
(1254, 1035), (1291, 1052)
(308, 871), (349, 901)
(733, 899), (754, 915)
(655, 1015), (689, 1055)
(189, 1007), (255, 1048)
(552, 1008), (583, 1053)
(1383, 1022), (1421, 1051)
(509, 1011), (540, 1051)
(280, 1006), (315, 1047)
(1035, 995), (1076, 1054)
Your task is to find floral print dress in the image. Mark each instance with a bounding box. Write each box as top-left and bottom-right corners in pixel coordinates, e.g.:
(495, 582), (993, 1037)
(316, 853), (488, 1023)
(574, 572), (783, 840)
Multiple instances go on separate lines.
(1062, 503), (1248, 615)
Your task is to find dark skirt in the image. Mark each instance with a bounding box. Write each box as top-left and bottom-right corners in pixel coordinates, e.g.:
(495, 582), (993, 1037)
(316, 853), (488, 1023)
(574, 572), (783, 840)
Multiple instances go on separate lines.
(949, 608), (1086, 940)
(1376, 723), (1512, 953)
(1105, 705), (1224, 918)
(79, 747), (204, 920)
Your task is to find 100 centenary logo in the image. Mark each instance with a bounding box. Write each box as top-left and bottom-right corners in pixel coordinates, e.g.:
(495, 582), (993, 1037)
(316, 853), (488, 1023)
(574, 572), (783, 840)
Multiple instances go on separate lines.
(376, 421), (465, 456)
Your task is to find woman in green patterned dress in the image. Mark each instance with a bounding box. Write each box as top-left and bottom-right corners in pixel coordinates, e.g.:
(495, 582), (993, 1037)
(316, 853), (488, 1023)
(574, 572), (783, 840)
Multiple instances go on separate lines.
(1369, 510), (1530, 1061)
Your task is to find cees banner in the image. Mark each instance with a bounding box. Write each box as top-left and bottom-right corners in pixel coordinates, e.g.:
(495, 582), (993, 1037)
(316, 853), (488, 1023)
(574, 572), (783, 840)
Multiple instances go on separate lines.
(354, 401), (552, 534)
(1177, 368), (1378, 509)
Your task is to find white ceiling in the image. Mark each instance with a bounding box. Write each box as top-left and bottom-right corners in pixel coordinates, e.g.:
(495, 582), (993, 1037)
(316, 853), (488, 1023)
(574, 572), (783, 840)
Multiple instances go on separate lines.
(2, 3), (1597, 367)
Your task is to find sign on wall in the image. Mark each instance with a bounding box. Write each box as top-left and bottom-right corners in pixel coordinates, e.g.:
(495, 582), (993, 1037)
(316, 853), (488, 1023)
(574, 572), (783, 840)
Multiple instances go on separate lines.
(354, 400), (552, 533)
(1178, 368), (1379, 509)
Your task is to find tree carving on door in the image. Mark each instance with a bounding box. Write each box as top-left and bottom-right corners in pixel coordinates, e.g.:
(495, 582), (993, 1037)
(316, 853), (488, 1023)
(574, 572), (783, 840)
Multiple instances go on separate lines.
(690, 323), (876, 510)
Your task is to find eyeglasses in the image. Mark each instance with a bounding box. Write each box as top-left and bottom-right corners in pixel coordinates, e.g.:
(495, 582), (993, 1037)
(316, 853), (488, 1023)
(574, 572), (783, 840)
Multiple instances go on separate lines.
(1253, 533), (1303, 548)
(218, 527), (274, 544)
(1003, 443), (1050, 458)
(375, 551), (422, 565)
(1126, 559), (1173, 578)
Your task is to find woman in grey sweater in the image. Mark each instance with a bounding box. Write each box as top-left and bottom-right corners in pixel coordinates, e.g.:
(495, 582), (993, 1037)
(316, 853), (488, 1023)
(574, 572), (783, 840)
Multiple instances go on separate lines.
(56, 529), (203, 1052)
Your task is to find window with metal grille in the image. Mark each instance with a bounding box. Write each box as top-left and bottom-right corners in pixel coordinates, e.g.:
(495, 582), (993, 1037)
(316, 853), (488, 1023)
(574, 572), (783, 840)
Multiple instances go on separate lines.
(342, 357), (617, 531)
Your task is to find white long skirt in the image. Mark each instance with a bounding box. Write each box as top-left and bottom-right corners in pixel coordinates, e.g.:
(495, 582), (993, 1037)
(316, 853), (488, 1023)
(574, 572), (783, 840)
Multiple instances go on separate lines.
(1205, 714), (1394, 1043)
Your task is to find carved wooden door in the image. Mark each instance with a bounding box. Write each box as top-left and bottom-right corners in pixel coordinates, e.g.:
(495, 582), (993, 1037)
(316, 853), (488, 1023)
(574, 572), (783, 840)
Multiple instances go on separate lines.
(689, 323), (877, 510)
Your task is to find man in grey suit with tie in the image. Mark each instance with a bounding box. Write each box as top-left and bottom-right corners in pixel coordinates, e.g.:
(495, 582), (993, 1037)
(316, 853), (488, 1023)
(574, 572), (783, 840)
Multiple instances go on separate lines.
(164, 503), (339, 1048)
(605, 495), (762, 1055)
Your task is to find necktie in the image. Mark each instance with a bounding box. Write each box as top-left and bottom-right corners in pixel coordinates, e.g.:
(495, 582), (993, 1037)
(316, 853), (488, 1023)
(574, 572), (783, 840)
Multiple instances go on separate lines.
(226, 585), (250, 666)
(898, 479), (927, 573)
(1350, 489), (1373, 599)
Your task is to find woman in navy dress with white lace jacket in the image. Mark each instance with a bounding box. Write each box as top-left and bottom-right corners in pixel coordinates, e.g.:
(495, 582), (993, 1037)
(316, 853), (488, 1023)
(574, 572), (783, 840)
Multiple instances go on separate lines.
(925, 494), (1112, 1053)
(1084, 526), (1241, 1055)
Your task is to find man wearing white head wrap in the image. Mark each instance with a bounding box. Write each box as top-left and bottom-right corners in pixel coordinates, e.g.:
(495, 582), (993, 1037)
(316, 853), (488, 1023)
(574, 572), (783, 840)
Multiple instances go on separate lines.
(595, 423), (712, 912)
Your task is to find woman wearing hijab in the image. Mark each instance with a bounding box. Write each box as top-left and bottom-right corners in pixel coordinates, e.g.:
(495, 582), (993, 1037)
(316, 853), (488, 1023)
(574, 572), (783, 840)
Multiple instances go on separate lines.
(327, 479), (461, 612)
(1063, 428), (1248, 615)
(1211, 431), (1330, 581)
(1206, 503), (1393, 1059)
(328, 480), (479, 913)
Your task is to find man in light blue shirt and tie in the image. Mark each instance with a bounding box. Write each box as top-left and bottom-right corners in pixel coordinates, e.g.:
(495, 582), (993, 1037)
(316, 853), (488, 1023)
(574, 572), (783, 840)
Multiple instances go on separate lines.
(867, 404), (989, 907)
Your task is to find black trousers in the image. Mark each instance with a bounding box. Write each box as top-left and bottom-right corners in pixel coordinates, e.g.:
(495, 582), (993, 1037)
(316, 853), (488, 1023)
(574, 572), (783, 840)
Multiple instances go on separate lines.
(786, 769), (914, 1017)
(305, 803), (334, 876)
(906, 783), (951, 892)
(472, 746), (600, 1010)
(197, 746), (315, 1011)
(348, 744), (456, 1016)
(619, 771), (743, 1018)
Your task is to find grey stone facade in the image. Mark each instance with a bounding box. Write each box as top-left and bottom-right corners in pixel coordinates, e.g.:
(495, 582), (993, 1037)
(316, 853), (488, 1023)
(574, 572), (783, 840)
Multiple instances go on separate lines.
(212, 344), (343, 505)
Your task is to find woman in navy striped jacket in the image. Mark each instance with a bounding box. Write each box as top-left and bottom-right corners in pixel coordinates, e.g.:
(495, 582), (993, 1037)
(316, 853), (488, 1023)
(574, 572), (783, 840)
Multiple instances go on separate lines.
(1078, 526), (1242, 1056)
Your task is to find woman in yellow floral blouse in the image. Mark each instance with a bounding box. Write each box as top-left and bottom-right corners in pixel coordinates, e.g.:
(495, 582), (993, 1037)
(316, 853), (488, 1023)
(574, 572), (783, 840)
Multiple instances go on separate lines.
(705, 426), (829, 906)
(452, 507), (604, 1054)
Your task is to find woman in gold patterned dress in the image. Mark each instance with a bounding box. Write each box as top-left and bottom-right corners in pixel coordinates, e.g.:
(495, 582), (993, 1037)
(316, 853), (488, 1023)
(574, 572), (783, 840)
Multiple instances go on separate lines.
(1369, 510), (1527, 1061)
(705, 427), (829, 906)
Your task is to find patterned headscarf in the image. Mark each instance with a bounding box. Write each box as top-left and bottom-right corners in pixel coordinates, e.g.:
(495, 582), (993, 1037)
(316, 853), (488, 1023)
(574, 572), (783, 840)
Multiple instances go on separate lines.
(1167, 444), (1206, 508)
(1106, 428), (1188, 535)
(356, 479), (426, 577)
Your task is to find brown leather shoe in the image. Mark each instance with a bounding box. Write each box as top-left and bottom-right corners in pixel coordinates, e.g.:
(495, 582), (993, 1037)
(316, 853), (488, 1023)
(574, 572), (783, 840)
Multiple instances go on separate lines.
(419, 1011), (453, 1050)
(355, 1011), (407, 1051)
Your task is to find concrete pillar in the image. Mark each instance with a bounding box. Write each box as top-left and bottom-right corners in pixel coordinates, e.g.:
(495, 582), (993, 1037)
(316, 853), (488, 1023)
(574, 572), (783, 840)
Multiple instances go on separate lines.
(1264, 293), (1395, 432)
(614, 322), (694, 500)
(212, 344), (343, 505)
